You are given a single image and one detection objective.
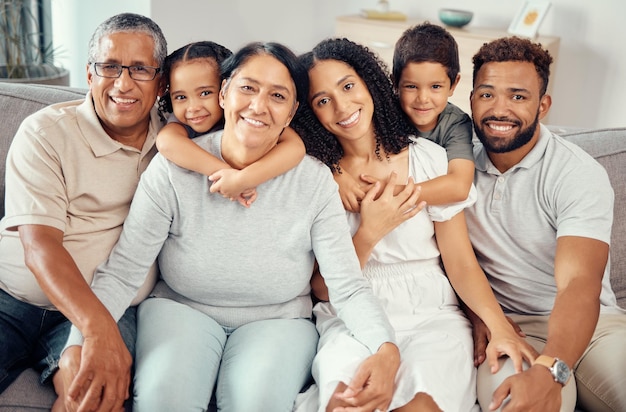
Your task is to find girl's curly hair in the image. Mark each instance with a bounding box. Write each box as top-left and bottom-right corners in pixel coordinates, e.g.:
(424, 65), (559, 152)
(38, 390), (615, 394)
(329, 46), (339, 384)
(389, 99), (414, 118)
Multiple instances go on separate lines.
(291, 38), (414, 172)
(158, 41), (232, 119)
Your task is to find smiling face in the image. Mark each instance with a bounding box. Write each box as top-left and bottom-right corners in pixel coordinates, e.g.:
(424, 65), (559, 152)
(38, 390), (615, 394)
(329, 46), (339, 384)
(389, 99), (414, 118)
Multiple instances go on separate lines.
(219, 53), (298, 166)
(307, 59), (375, 144)
(169, 58), (222, 133)
(471, 61), (551, 163)
(397, 61), (458, 133)
(87, 32), (161, 143)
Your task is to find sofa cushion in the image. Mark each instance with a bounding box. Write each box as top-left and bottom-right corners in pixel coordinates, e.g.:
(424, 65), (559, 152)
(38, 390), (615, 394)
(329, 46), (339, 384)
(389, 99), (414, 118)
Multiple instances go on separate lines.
(0, 369), (56, 411)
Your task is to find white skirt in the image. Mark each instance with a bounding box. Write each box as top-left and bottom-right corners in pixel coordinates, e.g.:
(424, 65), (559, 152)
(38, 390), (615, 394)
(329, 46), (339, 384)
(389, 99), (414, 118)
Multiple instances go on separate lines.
(299, 260), (478, 412)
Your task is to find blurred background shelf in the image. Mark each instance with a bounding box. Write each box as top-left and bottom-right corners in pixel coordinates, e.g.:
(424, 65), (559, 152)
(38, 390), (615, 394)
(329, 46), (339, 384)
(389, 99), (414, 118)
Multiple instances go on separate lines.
(335, 14), (560, 120)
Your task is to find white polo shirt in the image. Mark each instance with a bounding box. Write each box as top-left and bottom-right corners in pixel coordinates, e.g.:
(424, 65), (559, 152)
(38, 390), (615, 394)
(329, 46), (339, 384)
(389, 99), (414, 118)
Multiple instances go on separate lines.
(466, 124), (621, 315)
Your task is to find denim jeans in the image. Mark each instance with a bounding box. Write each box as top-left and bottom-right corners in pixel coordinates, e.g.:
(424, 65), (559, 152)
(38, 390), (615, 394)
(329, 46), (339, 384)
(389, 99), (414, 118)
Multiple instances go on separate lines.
(133, 297), (318, 412)
(0, 288), (137, 394)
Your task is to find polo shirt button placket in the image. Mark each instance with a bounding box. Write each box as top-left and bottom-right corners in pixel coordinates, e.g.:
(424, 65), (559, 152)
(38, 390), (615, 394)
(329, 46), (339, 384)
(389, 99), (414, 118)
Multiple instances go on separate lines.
(491, 175), (505, 211)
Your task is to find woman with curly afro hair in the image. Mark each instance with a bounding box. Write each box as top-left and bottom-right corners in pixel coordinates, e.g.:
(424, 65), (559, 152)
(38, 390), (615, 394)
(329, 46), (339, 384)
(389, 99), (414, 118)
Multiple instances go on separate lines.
(291, 38), (534, 412)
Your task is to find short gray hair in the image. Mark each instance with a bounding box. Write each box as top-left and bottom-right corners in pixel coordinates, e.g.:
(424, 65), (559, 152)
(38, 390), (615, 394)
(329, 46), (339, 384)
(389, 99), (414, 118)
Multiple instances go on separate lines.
(87, 13), (167, 69)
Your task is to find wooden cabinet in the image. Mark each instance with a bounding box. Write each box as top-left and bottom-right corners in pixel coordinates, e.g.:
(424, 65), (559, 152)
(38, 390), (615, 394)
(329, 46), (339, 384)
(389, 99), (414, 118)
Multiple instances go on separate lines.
(335, 15), (560, 118)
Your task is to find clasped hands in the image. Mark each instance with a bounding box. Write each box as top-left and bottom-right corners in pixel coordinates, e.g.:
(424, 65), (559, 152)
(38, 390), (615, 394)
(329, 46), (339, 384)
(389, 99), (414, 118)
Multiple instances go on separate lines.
(338, 170), (425, 217)
(54, 329), (131, 412)
(209, 168), (257, 207)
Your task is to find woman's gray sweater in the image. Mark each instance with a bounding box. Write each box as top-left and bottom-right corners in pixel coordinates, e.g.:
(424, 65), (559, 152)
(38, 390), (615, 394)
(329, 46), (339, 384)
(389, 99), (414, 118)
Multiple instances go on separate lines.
(67, 130), (395, 353)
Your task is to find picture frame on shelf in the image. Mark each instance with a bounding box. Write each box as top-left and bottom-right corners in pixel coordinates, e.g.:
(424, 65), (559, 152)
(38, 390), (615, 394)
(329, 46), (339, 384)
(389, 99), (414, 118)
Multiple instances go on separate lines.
(508, 1), (551, 38)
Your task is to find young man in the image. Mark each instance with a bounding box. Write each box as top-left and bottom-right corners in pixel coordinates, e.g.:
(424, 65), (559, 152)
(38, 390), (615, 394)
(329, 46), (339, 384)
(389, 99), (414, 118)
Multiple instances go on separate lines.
(0, 13), (167, 411)
(466, 36), (626, 412)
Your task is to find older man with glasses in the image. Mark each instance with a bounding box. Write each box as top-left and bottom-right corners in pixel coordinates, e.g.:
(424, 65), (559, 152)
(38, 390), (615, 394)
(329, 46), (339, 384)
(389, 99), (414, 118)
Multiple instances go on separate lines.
(0, 12), (166, 411)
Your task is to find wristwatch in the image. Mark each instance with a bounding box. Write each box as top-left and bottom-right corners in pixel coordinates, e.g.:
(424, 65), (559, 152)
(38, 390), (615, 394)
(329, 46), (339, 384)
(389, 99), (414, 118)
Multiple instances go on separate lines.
(533, 355), (571, 386)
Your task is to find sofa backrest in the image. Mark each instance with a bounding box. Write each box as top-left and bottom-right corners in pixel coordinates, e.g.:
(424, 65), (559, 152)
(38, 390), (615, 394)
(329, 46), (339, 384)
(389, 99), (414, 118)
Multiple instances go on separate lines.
(555, 127), (626, 309)
(0, 82), (86, 218)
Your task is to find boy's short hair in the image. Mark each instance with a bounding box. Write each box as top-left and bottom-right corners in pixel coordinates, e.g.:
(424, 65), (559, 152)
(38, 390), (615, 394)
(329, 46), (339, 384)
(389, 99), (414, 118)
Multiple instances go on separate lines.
(392, 22), (460, 88)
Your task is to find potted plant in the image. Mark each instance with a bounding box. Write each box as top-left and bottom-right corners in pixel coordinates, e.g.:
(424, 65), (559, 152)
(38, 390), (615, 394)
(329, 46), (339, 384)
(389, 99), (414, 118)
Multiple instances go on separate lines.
(0, 0), (69, 85)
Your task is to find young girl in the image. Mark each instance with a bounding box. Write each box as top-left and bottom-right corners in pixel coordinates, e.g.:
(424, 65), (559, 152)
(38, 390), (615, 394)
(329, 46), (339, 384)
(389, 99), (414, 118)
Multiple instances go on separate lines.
(157, 41), (305, 206)
(291, 38), (535, 412)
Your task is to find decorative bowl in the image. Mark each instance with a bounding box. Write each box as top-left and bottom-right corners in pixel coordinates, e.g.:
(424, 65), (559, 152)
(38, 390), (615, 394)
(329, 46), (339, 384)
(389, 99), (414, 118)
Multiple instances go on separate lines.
(438, 8), (473, 28)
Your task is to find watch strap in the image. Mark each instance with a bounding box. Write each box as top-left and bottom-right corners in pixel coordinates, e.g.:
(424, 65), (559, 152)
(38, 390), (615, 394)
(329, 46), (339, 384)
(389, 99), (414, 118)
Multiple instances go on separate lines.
(533, 355), (570, 386)
(533, 355), (557, 369)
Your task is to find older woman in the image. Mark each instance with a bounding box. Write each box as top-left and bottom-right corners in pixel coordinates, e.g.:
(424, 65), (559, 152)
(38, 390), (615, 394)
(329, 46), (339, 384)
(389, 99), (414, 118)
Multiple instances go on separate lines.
(60, 42), (400, 412)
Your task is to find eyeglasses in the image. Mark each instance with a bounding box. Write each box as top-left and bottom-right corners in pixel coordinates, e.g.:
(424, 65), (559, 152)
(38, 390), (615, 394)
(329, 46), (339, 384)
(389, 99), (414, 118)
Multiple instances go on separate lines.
(91, 62), (161, 81)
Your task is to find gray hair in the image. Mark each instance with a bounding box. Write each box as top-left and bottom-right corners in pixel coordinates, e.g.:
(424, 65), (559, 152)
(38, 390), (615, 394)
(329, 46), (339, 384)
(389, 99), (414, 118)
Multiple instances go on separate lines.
(87, 13), (167, 69)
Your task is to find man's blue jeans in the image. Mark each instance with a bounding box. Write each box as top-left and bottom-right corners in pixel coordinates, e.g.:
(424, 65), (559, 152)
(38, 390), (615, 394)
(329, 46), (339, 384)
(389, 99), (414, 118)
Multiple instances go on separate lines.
(0, 288), (137, 394)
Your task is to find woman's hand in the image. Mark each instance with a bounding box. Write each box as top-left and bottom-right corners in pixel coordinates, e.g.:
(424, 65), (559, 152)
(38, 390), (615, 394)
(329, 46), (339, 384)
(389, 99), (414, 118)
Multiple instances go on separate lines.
(359, 172), (425, 244)
(468, 310), (529, 370)
(484, 324), (537, 375)
(332, 342), (400, 412)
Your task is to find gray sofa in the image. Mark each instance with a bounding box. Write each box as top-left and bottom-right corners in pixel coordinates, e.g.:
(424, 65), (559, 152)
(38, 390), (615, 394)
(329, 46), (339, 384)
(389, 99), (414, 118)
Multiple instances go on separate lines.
(0, 82), (624, 411)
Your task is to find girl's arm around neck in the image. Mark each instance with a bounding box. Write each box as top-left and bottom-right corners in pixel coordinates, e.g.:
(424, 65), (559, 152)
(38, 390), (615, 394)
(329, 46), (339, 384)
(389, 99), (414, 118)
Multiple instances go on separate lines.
(156, 122), (230, 176)
(208, 126), (305, 205)
(237, 126), (305, 186)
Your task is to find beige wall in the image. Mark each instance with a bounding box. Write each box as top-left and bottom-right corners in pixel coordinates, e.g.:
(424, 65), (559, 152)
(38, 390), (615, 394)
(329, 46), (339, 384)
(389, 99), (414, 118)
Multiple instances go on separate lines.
(53, 0), (626, 129)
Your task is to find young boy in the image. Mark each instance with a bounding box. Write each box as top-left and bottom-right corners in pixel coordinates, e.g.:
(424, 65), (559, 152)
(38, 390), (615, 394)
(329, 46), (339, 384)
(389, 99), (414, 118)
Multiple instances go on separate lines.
(392, 22), (474, 204)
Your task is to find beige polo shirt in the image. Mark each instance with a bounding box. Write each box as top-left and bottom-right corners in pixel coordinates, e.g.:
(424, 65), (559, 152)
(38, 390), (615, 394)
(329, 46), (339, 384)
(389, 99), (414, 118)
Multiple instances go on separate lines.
(0, 92), (161, 309)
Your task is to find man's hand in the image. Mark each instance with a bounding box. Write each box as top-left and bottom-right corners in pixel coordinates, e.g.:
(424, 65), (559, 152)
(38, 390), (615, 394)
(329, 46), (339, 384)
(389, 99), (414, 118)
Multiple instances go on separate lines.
(331, 342), (400, 412)
(489, 365), (563, 411)
(56, 326), (131, 412)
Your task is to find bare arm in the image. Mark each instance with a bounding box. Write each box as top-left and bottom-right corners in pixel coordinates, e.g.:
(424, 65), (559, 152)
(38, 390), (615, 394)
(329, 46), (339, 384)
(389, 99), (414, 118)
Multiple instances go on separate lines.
(489, 236), (608, 411)
(238, 126), (305, 186)
(417, 158), (474, 205)
(357, 157), (473, 209)
(209, 126), (305, 199)
(434, 213), (537, 373)
(156, 122), (230, 176)
(19, 224), (130, 412)
(542, 236), (606, 365)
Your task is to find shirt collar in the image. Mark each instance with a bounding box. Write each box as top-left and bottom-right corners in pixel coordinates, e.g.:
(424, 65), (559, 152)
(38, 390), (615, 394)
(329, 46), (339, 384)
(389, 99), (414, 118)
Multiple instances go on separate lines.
(77, 91), (161, 157)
